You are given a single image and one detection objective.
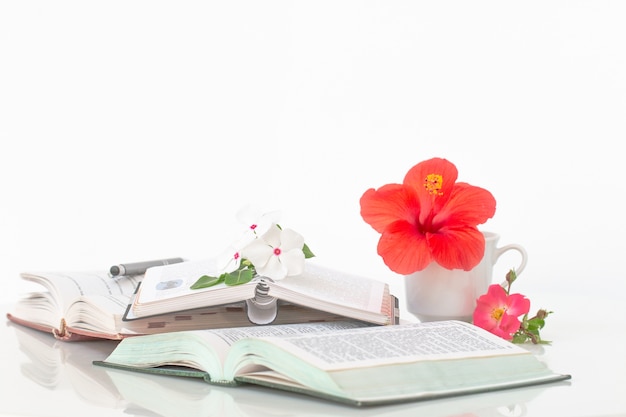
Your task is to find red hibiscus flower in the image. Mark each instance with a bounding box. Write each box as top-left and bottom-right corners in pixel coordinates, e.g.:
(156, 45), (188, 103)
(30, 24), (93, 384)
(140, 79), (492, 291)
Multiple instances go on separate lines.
(359, 157), (496, 274)
(473, 284), (530, 340)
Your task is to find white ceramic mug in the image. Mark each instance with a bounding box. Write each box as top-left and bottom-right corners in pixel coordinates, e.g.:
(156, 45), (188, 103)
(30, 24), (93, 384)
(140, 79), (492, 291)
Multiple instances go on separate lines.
(404, 231), (528, 322)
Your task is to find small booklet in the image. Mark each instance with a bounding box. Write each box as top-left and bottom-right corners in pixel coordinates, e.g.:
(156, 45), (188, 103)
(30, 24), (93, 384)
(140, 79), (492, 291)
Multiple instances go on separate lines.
(123, 259), (398, 326)
(7, 265), (390, 341)
(94, 320), (570, 406)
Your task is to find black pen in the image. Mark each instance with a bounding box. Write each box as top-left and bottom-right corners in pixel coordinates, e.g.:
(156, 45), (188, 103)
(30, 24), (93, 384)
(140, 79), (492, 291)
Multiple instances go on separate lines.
(109, 257), (185, 277)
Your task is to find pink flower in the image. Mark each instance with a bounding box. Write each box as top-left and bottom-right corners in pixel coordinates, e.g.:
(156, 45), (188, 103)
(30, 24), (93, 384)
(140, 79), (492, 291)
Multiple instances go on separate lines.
(473, 284), (530, 340)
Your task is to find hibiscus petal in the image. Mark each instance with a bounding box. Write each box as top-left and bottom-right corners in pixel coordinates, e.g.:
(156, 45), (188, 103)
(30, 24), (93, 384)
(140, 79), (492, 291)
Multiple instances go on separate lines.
(360, 184), (419, 234)
(432, 183), (496, 229)
(404, 157), (459, 197)
(427, 228), (486, 271)
(403, 158), (459, 223)
(377, 221), (432, 274)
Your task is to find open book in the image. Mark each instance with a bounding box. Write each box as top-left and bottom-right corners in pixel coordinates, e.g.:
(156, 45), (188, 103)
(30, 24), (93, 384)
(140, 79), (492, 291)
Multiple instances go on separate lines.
(7, 266), (386, 341)
(94, 320), (570, 406)
(124, 259), (398, 326)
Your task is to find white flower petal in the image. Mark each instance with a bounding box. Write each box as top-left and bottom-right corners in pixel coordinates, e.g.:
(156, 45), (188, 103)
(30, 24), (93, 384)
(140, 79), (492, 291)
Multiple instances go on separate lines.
(236, 204), (262, 226)
(241, 240), (273, 268)
(280, 249), (306, 277)
(258, 224), (282, 247)
(256, 255), (288, 280)
(215, 246), (242, 273)
(236, 204), (281, 236)
(279, 228), (305, 251)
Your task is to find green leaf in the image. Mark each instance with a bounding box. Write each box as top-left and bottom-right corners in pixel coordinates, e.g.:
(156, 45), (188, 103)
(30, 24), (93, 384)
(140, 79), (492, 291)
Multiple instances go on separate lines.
(527, 318), (545, 332)
(190, 274), (224, 290)
(512, 333), (529, 344)
(302, 243), (315, 259)
(224, 268), (255, 286)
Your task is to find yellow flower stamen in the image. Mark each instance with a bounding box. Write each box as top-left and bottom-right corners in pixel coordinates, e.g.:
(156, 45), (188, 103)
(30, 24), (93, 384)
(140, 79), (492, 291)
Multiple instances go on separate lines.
(424, 173), (444, 196)
(491, 307), (505, 321)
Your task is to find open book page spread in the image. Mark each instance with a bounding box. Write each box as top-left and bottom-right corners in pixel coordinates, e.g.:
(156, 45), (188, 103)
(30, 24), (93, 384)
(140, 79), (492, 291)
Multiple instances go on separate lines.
(228, 321), (567, 405)
(131, 259), (391, 320)
(100, 321), (371, 380)
(258, 321), (526, 371)
(20, 271), (140, 310)
(21, 271), (138, 308)
(10, 272), (141, 335)
(96, 320), (569, 406)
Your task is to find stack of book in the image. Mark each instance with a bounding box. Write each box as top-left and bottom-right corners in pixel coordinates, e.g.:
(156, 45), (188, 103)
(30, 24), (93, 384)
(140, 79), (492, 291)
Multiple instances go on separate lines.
(6, 259), (398, 341)
(5, 258), (569, 406)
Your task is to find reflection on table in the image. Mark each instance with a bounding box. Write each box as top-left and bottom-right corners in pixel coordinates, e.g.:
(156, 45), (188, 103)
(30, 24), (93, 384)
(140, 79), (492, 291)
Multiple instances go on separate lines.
(8, 320), (568, 417)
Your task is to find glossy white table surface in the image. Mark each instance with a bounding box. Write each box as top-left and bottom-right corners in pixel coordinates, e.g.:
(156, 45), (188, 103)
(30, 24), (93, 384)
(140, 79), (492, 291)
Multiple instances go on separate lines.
(2, 279), (625, 417)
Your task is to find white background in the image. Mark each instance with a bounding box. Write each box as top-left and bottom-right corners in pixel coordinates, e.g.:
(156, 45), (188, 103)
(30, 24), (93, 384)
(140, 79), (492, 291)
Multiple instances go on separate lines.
(1, 1), (625, 308)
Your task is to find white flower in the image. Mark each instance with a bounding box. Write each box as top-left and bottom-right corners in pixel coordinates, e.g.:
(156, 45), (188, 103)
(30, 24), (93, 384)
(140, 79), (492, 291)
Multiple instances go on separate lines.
(236, 204), (281, 241)
(216, 205), (282, 274)
(242, 225), (305, 280)
(215, 245), (244, 274)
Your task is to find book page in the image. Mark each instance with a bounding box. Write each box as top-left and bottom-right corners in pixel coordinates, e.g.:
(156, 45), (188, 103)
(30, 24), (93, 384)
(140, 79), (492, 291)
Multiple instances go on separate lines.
(268, 263), (387, 312)
(203, 320), (370, 346)
(66, 293), (131, 333)
(131, 259), (388, 321)
(133, 259), (256, 309)
(196, 320), (372, 369)
(263, 321), (526, 371)
(100, 321), (371, 382)
(19, 271), (141, 313)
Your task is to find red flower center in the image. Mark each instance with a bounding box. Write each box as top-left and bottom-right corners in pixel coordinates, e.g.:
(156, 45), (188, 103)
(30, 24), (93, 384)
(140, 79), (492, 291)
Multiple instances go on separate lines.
(250, 224), (257, 230)
(273, 248), (282, 256)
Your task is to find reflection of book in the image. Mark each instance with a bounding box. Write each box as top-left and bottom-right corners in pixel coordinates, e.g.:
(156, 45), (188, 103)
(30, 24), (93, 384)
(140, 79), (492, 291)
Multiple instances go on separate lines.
(107, 369), (238, 417)
(125, 260), (398, 326)
(95, 320), (570, 407)
(7, 264), (395, 341)
(10, 322), (125, 408)
(104, 365), (559, 417)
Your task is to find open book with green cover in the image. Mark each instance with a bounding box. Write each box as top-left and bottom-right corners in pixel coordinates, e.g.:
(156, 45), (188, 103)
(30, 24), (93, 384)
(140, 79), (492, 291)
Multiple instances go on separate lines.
(94, 320), (570, 406)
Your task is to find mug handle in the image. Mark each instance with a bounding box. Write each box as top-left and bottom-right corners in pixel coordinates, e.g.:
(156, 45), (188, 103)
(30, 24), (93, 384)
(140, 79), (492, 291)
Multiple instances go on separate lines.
(494, 244), (528, 275)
